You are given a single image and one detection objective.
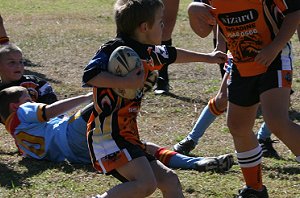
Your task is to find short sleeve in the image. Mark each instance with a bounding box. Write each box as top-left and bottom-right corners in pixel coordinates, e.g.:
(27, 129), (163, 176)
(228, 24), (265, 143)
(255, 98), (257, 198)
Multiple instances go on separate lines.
(82, 50), (109, 87)
(17, 103), (47, 123)
(149, 45), (177, 66)
(274, 0), (300, 14)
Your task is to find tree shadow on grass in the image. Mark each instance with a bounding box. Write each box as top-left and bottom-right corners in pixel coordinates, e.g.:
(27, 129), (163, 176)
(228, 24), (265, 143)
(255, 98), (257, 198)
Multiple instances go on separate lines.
(289, 108), (300, 122)
(23, 58), (61, 84)
(24, 69), (61, 84)
(0, 150), (19, 155)
(0, 162), (20, 187)
(263, 162), (300, 176)
(0, 157), (95, 189)
(23, 58), (41, 67)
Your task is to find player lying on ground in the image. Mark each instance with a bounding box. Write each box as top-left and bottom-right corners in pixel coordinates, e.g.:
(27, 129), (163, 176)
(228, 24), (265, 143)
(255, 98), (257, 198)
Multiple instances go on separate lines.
(0, 86), (234, 172)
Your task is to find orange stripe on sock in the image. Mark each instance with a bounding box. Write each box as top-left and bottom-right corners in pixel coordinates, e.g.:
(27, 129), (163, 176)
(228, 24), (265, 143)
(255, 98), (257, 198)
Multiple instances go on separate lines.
(241, 164), (263, 190)
(208, 98), (224, 116)
(155, 148), (176, 166)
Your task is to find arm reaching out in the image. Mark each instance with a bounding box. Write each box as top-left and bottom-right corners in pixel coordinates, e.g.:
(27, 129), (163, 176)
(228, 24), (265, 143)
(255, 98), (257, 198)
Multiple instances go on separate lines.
(45, 92), (93, 120)
(175, 48), (227, 64)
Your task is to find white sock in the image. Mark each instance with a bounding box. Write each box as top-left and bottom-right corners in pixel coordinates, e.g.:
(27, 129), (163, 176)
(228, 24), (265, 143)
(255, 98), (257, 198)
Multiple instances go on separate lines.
(236, 146), (262, 168)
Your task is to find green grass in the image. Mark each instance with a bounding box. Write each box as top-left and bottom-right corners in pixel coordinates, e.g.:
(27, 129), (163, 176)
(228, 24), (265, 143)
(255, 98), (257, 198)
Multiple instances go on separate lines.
(0, 0), (300, 197)
(1, 0), (114, 14)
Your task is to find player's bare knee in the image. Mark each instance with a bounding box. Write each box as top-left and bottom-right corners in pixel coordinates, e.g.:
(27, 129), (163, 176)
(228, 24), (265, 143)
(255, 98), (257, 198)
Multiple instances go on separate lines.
(160, 169), (181, 189)
(136, 177), (157, 197)
(265, 120), (290, 137)
(227, 121), (248, 137)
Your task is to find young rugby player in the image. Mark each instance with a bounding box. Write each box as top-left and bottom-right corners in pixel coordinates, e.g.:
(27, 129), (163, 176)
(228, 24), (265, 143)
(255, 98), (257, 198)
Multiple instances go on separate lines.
(82, 0), (227, 197)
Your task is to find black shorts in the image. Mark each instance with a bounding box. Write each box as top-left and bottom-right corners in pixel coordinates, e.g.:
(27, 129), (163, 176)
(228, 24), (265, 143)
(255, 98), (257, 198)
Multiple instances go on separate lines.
(228, 64), (292, 107)
(109, 145), (156, 182)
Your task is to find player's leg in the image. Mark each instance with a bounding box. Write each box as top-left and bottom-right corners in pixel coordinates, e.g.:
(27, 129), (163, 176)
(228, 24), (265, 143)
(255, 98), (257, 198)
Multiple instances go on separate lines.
(256, 89), (294, 159)
(227, 103), (260, 153)
(146, 142), (233, 172)
(227, 71), (267, 196)
(146, 142), (200, 169)
(99, 156), (157, 198)
(155, 0), (179, 94)
(227, 102), (267, 196)
(260, 87), (300, 161)
(147, 142), (204, 169)
(259, 61), (300, 162)
(161, 0), (179, 42)
(173, 71), (228, 154)
(150, 159), (184, 198)
(256, 122), (280, 159)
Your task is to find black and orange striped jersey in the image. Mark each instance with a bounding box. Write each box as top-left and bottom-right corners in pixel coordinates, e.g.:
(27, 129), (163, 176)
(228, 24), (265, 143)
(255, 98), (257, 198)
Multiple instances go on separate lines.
(209, 0), (300, 76)
(82, 34), (177, 171)
(0, 75), (58, 104)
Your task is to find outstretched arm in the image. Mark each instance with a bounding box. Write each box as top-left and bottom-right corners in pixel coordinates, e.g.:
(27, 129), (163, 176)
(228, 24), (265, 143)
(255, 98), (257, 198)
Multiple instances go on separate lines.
(45, 92), (93, 120)
(175, 48), (227, 64)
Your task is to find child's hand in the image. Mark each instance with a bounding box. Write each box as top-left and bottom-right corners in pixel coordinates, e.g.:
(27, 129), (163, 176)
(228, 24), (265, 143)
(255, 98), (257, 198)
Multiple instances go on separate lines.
(255, 45), (280, 67)
(125, 67), (144, 89)
(207, 51), (227, 64)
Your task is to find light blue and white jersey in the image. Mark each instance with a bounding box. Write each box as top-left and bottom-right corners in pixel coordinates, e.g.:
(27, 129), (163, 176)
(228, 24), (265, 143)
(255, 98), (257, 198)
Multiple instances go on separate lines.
(6, 102), (90, 163)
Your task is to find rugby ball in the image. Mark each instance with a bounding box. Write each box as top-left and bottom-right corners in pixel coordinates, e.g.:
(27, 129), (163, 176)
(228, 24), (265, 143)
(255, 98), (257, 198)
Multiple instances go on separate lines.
(108, 46), (143, 99)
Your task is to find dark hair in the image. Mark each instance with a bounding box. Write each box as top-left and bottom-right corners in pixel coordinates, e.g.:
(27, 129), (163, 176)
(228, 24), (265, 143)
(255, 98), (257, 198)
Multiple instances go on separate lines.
(0, 86), (26, 121)
(114, 0), (164, 36)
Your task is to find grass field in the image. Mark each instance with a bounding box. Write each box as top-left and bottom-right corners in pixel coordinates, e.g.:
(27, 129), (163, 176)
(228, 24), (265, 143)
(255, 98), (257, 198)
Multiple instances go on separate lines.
(0, 0), (300, 197)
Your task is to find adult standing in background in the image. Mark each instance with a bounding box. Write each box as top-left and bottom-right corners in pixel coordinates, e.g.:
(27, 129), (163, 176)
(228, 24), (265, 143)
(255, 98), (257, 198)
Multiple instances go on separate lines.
(154, 0), (180, 94)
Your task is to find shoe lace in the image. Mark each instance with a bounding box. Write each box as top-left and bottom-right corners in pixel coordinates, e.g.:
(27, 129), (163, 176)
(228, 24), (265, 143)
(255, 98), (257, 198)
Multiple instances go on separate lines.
(264, 139), (279, 148)
(260, 139), (279, 154)
(179, 139), (196, 151)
